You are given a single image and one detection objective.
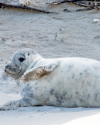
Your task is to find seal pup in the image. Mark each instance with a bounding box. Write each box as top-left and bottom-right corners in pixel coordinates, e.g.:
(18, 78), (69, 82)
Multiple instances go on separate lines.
(1, 48), (100, 110)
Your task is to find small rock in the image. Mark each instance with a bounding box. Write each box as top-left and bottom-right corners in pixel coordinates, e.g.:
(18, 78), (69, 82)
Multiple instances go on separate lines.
(0, 59), (3, 61)
(12, 39), (15, 42)
(93, 19), (99, 23)
(2, 38), (6, 41)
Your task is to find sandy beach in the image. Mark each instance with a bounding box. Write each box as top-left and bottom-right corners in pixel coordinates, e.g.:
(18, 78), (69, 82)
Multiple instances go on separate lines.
(0, 0), (100, 125)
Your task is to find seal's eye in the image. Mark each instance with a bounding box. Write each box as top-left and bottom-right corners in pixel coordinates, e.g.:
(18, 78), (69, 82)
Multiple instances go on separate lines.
(19, 58), (25, 62)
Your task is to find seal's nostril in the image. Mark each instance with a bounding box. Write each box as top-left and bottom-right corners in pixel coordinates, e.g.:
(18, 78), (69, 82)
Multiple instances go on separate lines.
(5, 65), (9, 69)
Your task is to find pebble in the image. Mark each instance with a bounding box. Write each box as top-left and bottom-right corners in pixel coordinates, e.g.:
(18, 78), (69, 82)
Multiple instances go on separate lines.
(0, 38), (6, 41)
(2, 38), (6, 41)
(93, 19), (99, 23)
(0, 59), (3, 61)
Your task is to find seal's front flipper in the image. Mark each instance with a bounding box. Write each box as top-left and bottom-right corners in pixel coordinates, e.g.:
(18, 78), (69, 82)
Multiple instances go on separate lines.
(0, 99), (30, 111)
(21, 62), (59, 83)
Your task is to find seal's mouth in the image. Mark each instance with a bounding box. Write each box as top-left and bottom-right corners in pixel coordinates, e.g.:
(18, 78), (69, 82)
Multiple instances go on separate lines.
(5, 68), (22, 76)
(3, 61), (24, 80)
(4, 69), (17, 75)
(2, 68), (22, 80)
(3, 69), (17, 79)
(4, 64), (21, 75)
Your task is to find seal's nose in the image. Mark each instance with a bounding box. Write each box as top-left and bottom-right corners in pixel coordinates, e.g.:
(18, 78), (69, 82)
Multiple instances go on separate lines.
(5, 65), (9, 69)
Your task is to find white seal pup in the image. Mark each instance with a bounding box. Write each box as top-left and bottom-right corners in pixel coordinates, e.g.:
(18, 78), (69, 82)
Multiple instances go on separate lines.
(1, 48), (100, 110)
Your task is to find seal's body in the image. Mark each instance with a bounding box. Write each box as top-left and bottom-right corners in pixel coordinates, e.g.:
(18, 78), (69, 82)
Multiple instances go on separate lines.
(19, 58), (100, 107)
(1, 48), (100, 110)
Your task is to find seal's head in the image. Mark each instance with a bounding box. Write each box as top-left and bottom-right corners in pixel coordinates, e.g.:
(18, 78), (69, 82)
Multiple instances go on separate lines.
(4, 48), (41, 80)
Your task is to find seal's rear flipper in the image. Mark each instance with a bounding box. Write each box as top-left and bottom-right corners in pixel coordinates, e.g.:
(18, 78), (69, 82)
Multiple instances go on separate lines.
(20, 62), (59, 83)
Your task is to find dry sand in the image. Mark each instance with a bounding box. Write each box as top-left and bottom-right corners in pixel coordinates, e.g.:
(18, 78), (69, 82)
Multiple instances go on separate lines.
(0, 0), (100, 125)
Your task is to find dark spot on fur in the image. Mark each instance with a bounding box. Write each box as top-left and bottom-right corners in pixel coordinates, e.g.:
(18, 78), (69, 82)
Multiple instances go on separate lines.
(80, 73), (82, 75)
(72, 74), (74, 79)
(22, 83), (34, 100)
(23, 84), (31, 92)
(50, 89), (67, 106)
(55, 92), (67, 105)
(50, 89), (54, 95)
(87, 82), (91, 86)
(94, 93), (99, 101)
(66, 65), (73, 72)
(55, 93), (62, 105)
(23, 98), (31, 104)
(27, 93), (34, 98)
(84, 67), (90, 72)
(19, 103), (21, 107)
(73, 102), (77, 107)
(80, 99), (83, 102)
